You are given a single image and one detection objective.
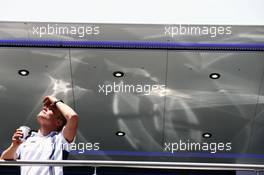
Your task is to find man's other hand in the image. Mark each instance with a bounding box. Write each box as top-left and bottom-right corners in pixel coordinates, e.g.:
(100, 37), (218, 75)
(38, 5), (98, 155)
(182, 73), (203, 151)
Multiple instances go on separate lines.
(12, 129), (23, 146)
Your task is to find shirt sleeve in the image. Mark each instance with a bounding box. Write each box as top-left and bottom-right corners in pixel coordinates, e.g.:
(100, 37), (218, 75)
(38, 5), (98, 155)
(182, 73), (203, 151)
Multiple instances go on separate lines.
(55, 128), (74, 152)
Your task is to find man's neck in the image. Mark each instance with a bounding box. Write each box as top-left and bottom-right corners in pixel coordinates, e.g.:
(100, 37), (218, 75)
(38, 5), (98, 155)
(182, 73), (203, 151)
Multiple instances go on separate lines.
(39, 128), (53, 136)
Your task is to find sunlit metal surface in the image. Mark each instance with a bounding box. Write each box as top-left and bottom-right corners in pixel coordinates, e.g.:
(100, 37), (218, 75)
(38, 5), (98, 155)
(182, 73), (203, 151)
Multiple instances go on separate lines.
(70, 49), (166, 160)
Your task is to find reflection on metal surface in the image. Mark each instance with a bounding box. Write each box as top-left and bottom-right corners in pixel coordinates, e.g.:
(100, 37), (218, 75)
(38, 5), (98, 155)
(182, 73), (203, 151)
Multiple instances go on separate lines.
(0, 44), (264, 164)
(164, 89), (260, 109)
(113, 85), (163, 149)
(49, 76), (72, 95)
(24, 62), (73, 124)
(117, 118), (161, 150)
(238, 33), (264, 40)
(165, 51), (264, 160)
(0, 85), (7, 92)
(149, 88), (192, 98)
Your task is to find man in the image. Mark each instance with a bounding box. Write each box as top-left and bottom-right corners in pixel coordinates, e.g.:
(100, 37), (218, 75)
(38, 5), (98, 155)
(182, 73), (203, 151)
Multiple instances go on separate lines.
(0, 96), (78, 175)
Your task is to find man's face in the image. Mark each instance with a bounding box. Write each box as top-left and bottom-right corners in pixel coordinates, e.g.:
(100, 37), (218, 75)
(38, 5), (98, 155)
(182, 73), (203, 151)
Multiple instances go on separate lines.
(37, 105), (62, 129)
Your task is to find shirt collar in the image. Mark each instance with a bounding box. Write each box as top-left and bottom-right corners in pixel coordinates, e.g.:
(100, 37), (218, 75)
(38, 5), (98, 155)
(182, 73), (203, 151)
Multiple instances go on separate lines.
(37, 130), (58, 137)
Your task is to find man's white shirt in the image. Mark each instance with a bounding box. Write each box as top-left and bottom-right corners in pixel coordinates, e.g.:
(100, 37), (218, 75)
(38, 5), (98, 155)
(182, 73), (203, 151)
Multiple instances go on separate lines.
(16, 129), (71, 175)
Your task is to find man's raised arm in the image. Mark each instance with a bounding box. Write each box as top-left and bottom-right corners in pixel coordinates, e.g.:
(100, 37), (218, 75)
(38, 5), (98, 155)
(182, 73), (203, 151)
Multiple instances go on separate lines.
(44, 96), (79, 143)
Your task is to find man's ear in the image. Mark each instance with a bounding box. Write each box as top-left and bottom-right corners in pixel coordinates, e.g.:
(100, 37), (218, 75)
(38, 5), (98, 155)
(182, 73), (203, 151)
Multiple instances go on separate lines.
(56, 119), (63, 127)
